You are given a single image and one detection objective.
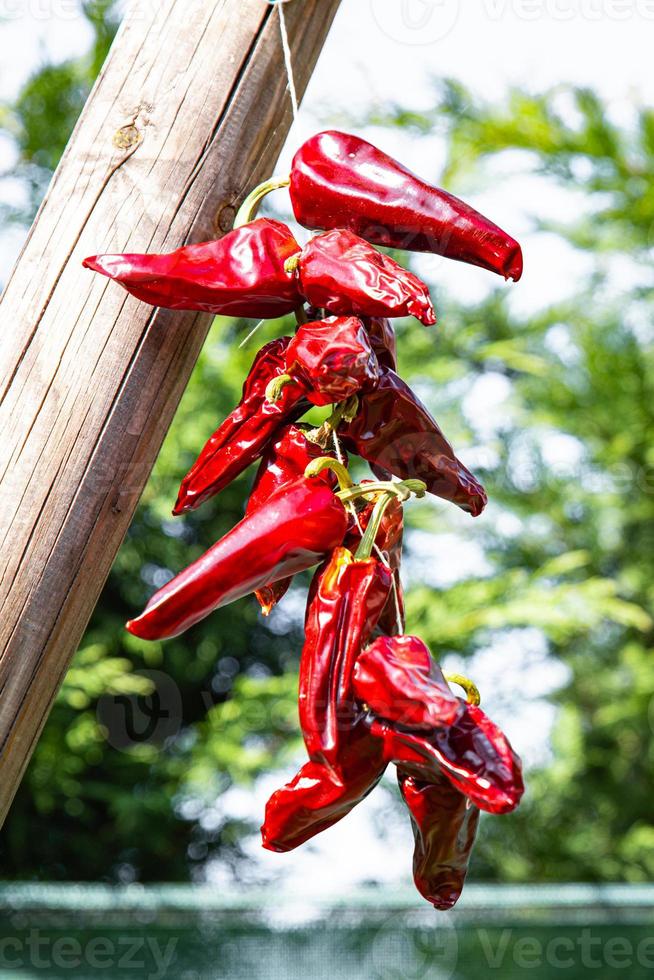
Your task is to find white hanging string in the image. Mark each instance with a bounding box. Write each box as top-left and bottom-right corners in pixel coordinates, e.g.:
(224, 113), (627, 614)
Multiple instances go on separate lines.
(273, 0), (299, 123)
(238, 319), (265, 349)
(266, 1), (401, 636)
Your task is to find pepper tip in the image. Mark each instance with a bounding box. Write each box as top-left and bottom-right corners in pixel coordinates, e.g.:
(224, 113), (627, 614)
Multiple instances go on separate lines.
(82, 254), (120, 279)
(504, 244), (523, 283)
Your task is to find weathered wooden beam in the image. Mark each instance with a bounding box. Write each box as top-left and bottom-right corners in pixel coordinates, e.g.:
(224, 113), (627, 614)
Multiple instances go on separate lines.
(0, 0), (340, 825)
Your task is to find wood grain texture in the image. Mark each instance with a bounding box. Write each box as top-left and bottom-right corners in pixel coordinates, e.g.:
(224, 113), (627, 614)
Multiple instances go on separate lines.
(0, 0), (341, 825)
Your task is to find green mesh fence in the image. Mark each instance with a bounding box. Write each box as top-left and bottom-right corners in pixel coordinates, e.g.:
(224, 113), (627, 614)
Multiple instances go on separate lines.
(0, 883), (652, 979)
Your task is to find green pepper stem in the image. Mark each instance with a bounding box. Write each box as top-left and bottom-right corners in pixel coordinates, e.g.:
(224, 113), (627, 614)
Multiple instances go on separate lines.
(233, 175), (291, 227)
(444, 673), (481, 706)
(355, 491), (398, 561)
(328, 394), (359, 429)
(265, 374), (293, 404)
(336, 479), (426, 505)
(304, 456), (354, 491)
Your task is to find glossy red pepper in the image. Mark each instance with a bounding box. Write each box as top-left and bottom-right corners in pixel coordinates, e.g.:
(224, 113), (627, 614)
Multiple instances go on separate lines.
(245, 425), (338, 616)
(370, 702), (524, 815)
(289, 131), (523, 281)
(173, 337), (307, 515)
(299, 546), (392, 768)
(353, 635), (462, 730)
(261, 717), (386, 852)
(83, 218), (303, 318)
(398, 769), (480, 911)
(338, 368), (487, 516)
(283, 316), (379, 407)
(295, 230), (436, 325)
(126, 478), (348, 640)
(362, 316), (397, 372)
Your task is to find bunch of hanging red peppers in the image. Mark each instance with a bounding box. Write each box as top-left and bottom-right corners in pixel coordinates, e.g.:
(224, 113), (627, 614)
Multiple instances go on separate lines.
(85, 131), (525, 910)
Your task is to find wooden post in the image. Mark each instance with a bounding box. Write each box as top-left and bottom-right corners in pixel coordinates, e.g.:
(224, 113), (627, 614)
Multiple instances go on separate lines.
(0, 0), (340, 825)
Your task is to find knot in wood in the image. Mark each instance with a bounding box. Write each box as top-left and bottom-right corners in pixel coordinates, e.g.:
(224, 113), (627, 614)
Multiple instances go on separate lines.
(112, 124), (142, 151)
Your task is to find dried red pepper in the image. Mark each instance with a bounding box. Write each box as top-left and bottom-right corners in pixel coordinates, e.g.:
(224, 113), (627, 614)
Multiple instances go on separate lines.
(294, 229), (436, 325)
(398, 769), (480, 911)
(349, 634), (523, 812)
(338, 368), (487, 516)
(353, 635), (462, 730)
(289, 131), (523, 281)
(299, 545), (393, 768)
(262, 718), (386, 852)
(245, 425), (338, 616)
(371, 704), (523, 815)
(281, 316), (379, 407)
(126, 478), (348, 640)
(174, 337), (307, 515)
(84, 218), (303, 318)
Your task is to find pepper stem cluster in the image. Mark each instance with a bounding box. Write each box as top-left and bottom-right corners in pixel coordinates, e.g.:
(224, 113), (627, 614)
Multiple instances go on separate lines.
(305, 457), (426, 561)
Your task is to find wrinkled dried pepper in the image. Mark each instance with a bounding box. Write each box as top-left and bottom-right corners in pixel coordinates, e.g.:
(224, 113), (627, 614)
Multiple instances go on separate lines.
(295, 229), (436, 325)
(353, 635), (462, 729)
(339, 367), (487, 516)
(281, 316), (379, 406)
(289, 130), (523, 280)
(126, 478), (348, 640)
(299, 546), (392, 768)
(398, 769), (480, 911)
(84, 218), (302, 318)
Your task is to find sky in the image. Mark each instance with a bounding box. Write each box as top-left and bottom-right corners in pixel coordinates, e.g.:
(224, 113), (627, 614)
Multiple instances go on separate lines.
(0, 0), (650, 894)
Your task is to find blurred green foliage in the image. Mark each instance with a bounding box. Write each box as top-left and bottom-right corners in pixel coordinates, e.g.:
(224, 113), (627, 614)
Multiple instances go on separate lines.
(0, 10), (652, 884)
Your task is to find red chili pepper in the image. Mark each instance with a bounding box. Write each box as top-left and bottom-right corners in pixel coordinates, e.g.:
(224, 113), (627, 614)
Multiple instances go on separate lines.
(289, 131), (523, 281)
(126, 478), (348, 640)
(370, 702), (524, 815)
(295, 230), (436, 325)
(299, 545), (392, 768)
(338, 368), (487, 516)
(283, 316), (379, 407)
(261, 717), (386, 852)
(173, 337), (307, 515)
(83, 218), (303, 318)
(398, 769), (480, 911)
(362, 316), (397, 372)
(245, 425), (338, 616)
(353, 635), (462, 729)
